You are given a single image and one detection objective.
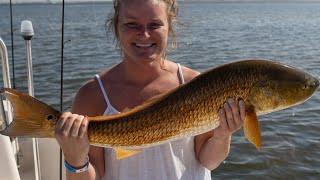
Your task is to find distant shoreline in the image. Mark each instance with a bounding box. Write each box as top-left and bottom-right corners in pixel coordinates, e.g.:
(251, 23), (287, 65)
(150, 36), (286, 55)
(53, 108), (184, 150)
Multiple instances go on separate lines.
(0, 1), (111, 5)
(1, 0), (320, 5)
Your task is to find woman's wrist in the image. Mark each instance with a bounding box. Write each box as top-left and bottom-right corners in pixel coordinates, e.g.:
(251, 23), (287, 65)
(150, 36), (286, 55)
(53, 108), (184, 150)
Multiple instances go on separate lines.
(212, 135), (231, 144)
(64, 155), (89, 169)
(64, 156), (90, 173)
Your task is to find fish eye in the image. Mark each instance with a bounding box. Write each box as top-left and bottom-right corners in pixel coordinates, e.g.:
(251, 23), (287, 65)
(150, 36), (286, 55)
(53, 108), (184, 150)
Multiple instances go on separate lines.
(302, 85), (307, 89)
(47, 115), (53, 121)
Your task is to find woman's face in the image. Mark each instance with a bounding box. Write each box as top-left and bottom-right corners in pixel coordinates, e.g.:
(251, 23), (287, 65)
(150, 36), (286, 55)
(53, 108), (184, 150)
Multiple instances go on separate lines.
(117, 0), (169, 64)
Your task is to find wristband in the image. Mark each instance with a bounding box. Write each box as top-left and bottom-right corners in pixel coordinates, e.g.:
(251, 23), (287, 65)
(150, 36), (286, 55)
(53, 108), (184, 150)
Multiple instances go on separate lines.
(64, 157), (90, 173)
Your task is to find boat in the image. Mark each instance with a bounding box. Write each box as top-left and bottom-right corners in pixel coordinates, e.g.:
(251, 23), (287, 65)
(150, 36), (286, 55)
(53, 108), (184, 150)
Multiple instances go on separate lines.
(0, 19), (66, 180)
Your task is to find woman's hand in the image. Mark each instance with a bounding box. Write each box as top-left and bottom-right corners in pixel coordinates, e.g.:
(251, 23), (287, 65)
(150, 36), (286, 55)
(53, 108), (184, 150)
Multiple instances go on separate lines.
(195, 98), (246, 170)
(214, 98), (246, 141)
(55, 112), (90, 168)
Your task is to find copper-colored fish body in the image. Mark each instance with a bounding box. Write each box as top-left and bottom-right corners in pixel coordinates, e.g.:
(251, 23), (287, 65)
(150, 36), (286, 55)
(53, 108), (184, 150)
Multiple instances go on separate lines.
(0, 60), (318, 155)
(86, 60), (319, 150)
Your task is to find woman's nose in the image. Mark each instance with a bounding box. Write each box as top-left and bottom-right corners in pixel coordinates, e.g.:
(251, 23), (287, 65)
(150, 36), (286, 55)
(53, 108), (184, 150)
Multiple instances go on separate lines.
(138, 25), (151, 38)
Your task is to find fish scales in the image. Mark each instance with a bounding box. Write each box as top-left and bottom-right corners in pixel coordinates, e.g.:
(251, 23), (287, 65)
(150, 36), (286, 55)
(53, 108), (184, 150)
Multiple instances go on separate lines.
(87, 61), (261, 148)
(1, 60), (318, 156)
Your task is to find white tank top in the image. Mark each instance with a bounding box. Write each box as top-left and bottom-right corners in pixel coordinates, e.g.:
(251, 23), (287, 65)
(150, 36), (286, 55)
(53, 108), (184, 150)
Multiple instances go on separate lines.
(95, 63), (211, 180)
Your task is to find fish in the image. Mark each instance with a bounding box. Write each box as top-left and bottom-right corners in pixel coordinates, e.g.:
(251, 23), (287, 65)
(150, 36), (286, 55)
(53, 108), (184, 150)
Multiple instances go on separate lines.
(0, 59), (318, 159)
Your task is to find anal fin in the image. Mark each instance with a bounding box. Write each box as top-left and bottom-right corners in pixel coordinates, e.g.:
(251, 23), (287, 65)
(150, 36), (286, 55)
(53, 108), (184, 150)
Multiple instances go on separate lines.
(114, 148), (143, 160)
(243, 105), (261, 150)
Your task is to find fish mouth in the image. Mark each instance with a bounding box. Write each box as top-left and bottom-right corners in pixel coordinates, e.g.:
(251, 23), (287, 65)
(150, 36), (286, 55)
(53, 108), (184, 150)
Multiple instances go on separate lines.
(316, 76), (320, 90)
(305, 75), (320, 90)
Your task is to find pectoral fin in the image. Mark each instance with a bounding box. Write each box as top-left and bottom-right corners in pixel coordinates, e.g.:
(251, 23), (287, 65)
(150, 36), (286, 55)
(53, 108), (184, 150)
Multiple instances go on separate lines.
(243, 105), (261, 150)
(114, 148), (143, 160)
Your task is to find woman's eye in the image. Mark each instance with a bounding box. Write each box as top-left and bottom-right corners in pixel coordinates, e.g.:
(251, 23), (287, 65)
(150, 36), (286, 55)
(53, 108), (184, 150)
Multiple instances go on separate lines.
(126, 23), (138, 28)
(149, 23), (161, 29)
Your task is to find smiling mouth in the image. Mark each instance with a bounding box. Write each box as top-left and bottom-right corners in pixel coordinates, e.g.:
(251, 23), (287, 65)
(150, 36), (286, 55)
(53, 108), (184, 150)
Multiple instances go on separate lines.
(134, 43), (154, 48)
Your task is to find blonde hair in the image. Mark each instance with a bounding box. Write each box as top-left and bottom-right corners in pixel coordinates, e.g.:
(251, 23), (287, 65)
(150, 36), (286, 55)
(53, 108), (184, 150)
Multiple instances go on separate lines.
(106, 0), (179, 52)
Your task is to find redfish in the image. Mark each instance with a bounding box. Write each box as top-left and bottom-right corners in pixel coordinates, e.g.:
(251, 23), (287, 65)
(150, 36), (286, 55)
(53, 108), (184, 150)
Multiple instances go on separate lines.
(0, 60), (318, 159)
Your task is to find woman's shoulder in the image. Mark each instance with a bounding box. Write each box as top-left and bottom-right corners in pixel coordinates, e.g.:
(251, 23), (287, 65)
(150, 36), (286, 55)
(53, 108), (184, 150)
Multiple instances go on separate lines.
(72, 64), (121, 115)
(179, 64), (201, 82)
(71, 77), (104, 116)
(72, 65), (118, 116)
(166, 60), (200, 82)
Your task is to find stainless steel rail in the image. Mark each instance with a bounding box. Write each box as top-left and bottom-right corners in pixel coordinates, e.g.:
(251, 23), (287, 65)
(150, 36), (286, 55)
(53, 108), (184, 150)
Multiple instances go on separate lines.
(21, 19), (41, 180)
(0, 37), (21, 180)
(0, 37), (13, 129)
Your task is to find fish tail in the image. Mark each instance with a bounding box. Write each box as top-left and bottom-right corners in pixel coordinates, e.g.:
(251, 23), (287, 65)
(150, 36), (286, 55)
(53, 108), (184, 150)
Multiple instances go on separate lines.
(0, 88), (61, 138)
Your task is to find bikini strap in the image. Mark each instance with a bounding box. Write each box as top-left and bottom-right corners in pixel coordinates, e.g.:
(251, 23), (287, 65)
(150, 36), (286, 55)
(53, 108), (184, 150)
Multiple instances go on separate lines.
(177, 63), (185, 84)
(95, 74), (112, 106)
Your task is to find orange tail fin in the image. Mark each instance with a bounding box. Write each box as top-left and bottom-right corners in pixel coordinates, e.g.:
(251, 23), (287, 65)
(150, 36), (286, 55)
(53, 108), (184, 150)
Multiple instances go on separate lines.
(0, 88), (61, 138)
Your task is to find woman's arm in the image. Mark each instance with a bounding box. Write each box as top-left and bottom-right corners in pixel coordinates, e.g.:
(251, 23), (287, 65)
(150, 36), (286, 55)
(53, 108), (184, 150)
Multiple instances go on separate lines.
(55, 83), (105, 180)
(181, 65), (245, 170)
(195, 99), (246, 170)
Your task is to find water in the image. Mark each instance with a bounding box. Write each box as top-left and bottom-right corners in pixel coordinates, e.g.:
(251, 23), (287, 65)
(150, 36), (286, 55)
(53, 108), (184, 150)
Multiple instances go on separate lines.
(0, 2), (320, 179)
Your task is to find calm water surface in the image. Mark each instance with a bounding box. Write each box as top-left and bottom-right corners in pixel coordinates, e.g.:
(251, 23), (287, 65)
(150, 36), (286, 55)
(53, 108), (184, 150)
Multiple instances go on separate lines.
(0, 2), (319, 179)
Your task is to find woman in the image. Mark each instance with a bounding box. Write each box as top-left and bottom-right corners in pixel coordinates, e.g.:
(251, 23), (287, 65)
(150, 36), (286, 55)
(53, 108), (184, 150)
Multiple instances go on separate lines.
(55, 0), (245, 179)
